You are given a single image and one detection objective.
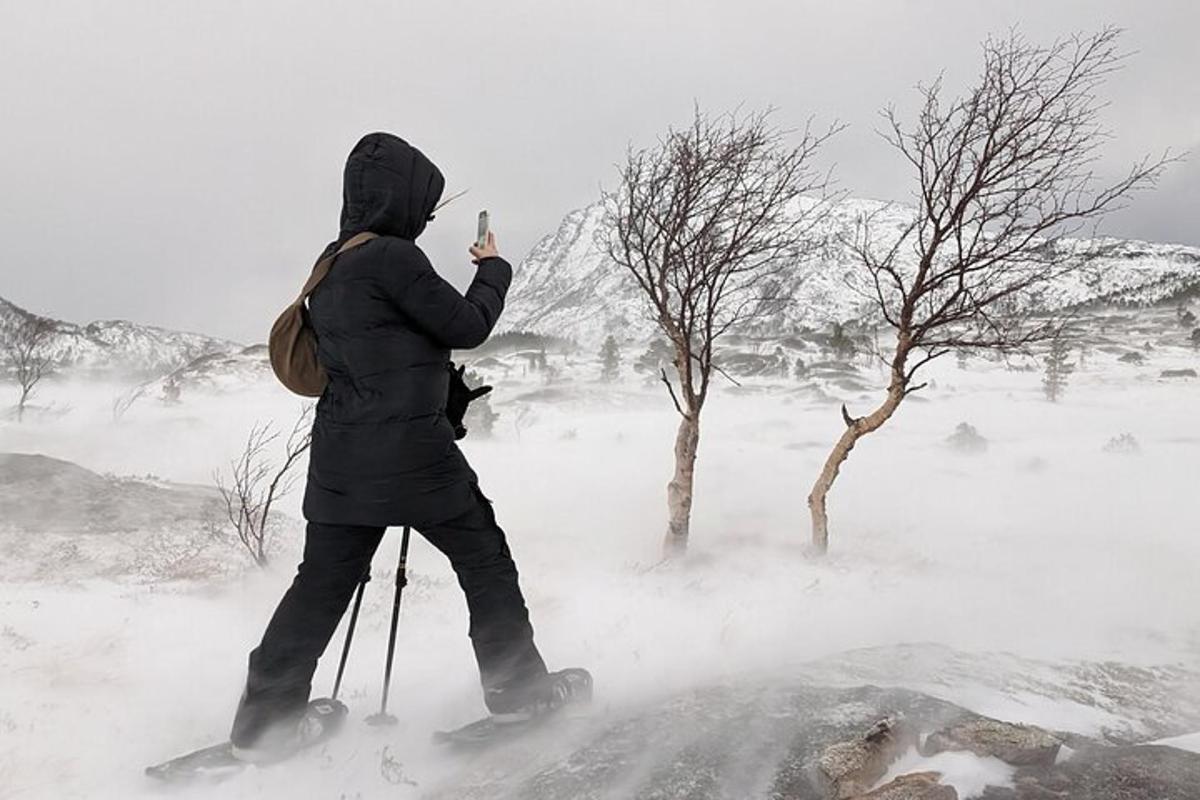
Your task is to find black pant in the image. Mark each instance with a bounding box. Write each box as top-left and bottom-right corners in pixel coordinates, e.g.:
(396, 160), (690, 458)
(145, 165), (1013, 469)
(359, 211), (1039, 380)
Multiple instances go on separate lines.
(230, 487), (547, 747)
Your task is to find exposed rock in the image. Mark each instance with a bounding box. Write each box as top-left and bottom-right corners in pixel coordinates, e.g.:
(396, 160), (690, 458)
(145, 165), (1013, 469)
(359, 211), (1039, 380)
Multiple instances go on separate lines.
(1052, 745), (1200, 799)
(854, 772), (957, 800)
(1160, 368), (1198, 378)
(946, 422), (988, 454)
(423, 681), (1200, 799)
(924, 719), (1062, 767)
(978, 744), (1200, 799)
(818, 717), (917, 798)
(1103, 432), (1141, 455)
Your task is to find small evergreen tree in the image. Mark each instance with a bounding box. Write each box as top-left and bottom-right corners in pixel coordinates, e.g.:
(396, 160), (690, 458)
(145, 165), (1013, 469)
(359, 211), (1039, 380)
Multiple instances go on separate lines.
(773, 346), (791, 379)
(828, 322), (856, 362)
(1042, 334), (1075, 402)
(599, 335), (621, 382)
(793, 356), (808, 379)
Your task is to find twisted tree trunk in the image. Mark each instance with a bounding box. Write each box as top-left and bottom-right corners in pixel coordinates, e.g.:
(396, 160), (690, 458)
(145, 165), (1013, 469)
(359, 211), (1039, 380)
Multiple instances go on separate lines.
(664, 412), (701, 558)
(808, 380), (905, 554)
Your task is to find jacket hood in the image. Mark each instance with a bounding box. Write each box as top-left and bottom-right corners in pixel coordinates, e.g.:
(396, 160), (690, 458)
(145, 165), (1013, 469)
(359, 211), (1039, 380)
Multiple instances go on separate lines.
(338, 132), (445, 241)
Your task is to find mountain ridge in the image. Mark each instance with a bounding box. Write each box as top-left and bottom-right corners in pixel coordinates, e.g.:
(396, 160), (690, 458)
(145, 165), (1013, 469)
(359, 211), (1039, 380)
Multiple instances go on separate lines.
(5, 195), (1197, 377)
(0, 295), (241, 377)
(498, 197), (1200, 347)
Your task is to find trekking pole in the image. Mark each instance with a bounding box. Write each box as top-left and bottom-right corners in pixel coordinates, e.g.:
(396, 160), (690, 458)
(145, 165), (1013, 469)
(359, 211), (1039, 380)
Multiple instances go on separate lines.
(331, 568), (370, 702)
(366, 525), (411, 726)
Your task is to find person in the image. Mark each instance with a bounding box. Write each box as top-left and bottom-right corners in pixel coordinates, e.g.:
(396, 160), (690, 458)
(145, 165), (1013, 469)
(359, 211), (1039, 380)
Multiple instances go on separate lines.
(228, 131), (585, 760)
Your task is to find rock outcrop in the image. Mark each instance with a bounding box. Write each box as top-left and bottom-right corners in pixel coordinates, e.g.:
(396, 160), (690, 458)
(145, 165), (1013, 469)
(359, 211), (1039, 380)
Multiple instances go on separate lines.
(425, 683), (1200, 799)
(923, 719), (1062, 767)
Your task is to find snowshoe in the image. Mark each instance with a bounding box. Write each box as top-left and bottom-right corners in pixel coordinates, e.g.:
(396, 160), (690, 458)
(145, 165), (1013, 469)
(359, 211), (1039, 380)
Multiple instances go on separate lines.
(145, 697), (348, 783)
(435, 668), (593, 747)
(144, 742), (242, 783)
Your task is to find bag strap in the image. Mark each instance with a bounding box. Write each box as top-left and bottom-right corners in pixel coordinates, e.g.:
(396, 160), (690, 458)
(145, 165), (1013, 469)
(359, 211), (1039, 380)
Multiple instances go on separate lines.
(293, 231), (380, 305)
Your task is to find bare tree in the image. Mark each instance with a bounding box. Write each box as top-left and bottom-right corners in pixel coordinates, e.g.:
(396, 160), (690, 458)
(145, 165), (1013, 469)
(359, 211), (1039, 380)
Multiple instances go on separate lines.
(808, 28), (1172, 553)
(605, 106), (838, 557)
(3, 315), (56, 422)
(214, 405), (314, 567)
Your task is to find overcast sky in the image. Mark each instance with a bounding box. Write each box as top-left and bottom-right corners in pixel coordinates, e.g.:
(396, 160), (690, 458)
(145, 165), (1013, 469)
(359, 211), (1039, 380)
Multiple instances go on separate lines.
(2, 0), (1197, 343)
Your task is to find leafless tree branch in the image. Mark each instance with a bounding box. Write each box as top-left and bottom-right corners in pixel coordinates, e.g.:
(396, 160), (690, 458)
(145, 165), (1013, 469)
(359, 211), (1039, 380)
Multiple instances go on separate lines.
(213, 404), (314, 567)
(808, 27), (1175, 554)
(605, 105), (839, 556)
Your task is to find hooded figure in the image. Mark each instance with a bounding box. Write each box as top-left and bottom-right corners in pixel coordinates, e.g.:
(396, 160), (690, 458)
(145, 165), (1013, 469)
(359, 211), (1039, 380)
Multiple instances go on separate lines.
(302, 132), (499, 529)
(226, 133), (584, 760)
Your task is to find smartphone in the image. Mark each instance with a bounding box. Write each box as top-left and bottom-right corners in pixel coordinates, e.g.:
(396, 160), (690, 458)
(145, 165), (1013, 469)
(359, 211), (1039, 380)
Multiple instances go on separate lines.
(476, 210), (490, 249)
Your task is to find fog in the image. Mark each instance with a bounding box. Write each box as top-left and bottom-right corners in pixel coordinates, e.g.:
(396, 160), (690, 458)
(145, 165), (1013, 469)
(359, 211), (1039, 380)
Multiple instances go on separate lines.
(3, 342), (1198, 796)
(2, 2), (1199, 796)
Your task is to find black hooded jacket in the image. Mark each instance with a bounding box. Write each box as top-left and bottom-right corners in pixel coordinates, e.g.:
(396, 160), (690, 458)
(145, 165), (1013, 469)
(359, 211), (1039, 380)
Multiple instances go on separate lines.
(301, 132), (512, 528)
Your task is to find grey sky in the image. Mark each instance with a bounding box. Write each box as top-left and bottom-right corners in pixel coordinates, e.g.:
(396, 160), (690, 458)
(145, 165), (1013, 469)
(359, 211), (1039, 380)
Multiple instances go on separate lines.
(1, 0), (1196, 343)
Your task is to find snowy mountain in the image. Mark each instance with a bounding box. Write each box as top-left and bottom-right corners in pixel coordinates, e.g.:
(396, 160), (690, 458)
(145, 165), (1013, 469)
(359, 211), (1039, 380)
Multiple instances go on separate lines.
(499, 198), (1200, 347)
(0, 295), (240, 377)
(136, 343), (276, 402)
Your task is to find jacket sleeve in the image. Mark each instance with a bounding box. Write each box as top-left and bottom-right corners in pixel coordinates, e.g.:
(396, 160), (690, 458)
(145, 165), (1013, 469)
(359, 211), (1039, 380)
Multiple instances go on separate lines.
(383, 240), (513, 349)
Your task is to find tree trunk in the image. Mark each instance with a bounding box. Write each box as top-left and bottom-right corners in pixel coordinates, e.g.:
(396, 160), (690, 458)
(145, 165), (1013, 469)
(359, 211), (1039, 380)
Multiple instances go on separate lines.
(663, 412), (700, 558)
(16, 385), (30, 422)
(808, 386), (904, 554)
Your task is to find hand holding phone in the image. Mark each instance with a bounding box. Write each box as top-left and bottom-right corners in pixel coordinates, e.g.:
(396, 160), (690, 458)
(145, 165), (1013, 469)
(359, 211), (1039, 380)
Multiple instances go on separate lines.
(469, 210), (500, 263)
(475, 210), (489, 248)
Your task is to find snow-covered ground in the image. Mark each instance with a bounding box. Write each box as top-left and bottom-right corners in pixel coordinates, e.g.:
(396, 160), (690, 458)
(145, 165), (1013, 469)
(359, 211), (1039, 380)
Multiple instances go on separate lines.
(1, 323), (1198, 798)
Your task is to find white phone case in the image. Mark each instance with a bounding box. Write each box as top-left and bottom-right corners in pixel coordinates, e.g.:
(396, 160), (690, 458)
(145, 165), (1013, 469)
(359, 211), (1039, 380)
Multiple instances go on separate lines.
(476, 210), (489, 248)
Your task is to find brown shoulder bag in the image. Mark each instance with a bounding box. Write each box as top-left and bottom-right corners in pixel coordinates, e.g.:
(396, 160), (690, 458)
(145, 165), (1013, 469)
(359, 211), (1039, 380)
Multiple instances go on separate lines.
(268, 231), (379, 396)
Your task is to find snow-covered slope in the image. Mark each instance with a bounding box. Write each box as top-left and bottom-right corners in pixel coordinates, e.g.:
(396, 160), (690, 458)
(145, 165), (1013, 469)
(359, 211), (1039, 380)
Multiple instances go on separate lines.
(0, 295), (240, 377)
(0, 452), (238, 581)
(142, 343), (276, 398)
(495, 203), (665, 346)
(499, 198), (1200, 347)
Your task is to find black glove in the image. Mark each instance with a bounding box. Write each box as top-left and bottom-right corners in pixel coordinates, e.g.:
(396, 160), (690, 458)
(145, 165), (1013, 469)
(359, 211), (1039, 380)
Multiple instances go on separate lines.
(445, 361), (493, 440)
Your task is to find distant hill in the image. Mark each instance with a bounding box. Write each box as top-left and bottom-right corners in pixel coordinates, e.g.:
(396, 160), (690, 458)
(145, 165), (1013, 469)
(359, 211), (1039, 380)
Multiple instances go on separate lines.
(0, 295), (240, 378)
(0, 452), (256, 581)
(135, 343), (276, 403)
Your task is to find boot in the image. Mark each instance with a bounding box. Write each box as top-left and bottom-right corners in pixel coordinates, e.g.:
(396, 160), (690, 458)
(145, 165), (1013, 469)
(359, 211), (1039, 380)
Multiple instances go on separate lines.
(230, 697), (348, 764)
(487, 668), (593, 724)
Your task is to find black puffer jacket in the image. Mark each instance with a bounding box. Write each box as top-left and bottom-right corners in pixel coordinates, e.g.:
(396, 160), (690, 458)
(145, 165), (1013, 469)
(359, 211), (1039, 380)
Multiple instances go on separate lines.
(301, 132), (512, 529)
